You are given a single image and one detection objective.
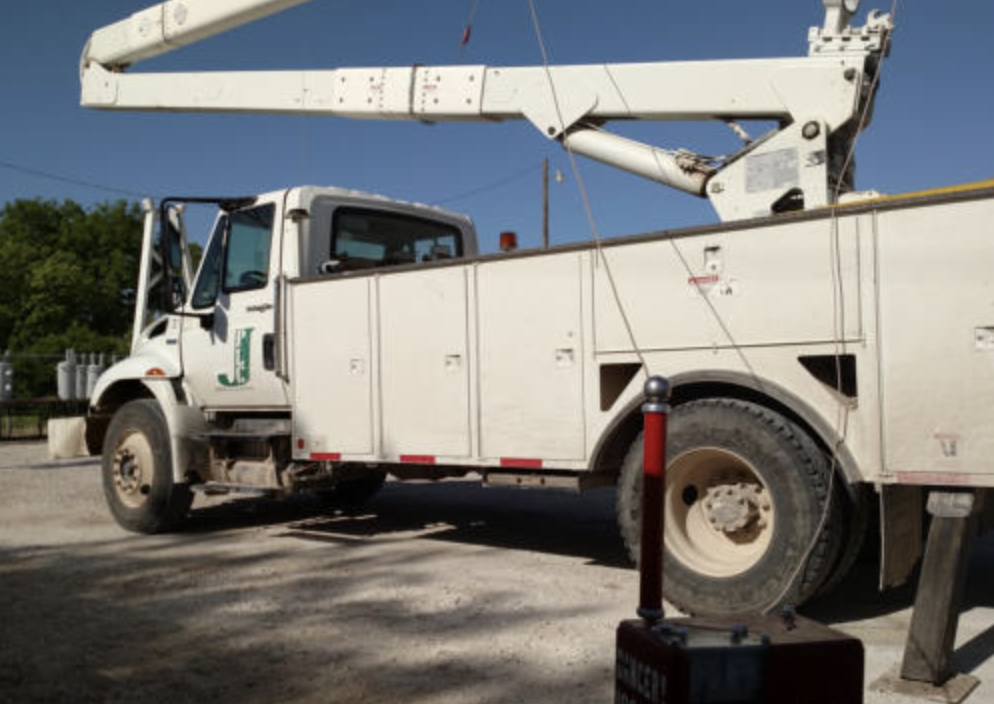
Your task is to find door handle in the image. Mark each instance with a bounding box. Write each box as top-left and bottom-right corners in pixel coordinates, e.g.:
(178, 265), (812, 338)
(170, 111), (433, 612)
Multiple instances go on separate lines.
(262, 333), (276, 371)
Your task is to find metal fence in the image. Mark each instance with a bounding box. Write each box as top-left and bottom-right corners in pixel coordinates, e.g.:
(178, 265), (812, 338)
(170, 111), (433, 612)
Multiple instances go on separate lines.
(0, 399), (89, 442)
(0, 349), (119, 404)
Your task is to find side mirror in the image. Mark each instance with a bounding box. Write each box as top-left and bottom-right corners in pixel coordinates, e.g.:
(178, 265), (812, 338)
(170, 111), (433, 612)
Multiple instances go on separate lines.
(199, 312), (215, 331)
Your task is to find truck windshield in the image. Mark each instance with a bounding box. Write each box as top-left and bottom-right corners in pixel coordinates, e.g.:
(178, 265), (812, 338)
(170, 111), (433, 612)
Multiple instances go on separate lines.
(332, 208), (461, 271)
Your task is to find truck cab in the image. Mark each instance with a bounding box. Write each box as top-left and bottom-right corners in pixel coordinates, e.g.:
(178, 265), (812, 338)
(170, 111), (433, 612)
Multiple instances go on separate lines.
(88, 186), (478, 529)
(173, 187), (476, 413)
(125, 186), (477, 408)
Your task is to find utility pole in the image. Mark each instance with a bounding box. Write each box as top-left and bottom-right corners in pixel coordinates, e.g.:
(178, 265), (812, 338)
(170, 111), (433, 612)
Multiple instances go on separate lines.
(542, 157), (550, 249)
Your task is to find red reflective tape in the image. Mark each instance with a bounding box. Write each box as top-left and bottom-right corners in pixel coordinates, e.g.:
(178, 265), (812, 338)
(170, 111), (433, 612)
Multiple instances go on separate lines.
(500, 458), (543, 469)
(896, 471), (971, 486)
(310, 452), (341, 461)
(400, 455), (436, 464)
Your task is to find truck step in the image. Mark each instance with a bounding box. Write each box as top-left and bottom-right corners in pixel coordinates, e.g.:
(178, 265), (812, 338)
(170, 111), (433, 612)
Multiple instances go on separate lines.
(191, 482), (280, 497)
(191, 430), (290, 442)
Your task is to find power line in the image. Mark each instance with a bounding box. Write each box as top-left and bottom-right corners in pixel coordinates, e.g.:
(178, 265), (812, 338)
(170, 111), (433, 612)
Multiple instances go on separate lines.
(1, 352), (77, 360)
(1, 351), (119, 359)
(3, 155), (548, 209)
(432, 163), (542, 206)
(0, 158), (147, 199)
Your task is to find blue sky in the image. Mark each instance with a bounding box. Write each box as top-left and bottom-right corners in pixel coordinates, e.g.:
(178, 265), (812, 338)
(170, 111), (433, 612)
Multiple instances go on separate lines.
(2, 0), (993, 251)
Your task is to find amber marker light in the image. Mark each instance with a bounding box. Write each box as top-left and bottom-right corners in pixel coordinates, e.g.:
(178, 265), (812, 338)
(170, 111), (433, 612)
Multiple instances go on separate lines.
(499, 232), (518, 252)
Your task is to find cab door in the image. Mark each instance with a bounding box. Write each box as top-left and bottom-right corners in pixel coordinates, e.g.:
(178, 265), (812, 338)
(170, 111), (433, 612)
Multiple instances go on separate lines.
(180, 202), (288, 410)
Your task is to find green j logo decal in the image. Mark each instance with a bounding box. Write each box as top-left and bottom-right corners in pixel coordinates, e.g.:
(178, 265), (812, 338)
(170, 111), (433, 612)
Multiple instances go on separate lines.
(218, 327), (254, 388)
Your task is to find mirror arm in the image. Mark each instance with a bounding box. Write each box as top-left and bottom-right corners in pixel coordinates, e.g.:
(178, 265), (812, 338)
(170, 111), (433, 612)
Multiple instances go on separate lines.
(171, 310), (215, 330)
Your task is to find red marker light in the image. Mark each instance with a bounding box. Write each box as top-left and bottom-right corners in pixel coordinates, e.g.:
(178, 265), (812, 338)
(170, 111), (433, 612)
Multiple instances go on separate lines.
(499, 232), (518, 251)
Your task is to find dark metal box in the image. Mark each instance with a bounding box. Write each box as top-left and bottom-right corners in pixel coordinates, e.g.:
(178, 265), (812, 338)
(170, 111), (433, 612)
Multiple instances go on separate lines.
(615, 614), (863, 704)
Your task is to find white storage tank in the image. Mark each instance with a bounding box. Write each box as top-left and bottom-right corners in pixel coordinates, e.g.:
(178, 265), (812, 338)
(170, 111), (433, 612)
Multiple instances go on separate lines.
(75, 353), (89, 400)
(86, 353), (106, 399)
(57, 350), (77, 401)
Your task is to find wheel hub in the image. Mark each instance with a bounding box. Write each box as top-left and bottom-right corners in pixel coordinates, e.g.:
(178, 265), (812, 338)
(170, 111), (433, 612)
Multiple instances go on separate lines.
(665, 446), (776, 578)
(114, 449), (142, 494)
(702, 482), (770, 534)
(111, 431), (153, 508)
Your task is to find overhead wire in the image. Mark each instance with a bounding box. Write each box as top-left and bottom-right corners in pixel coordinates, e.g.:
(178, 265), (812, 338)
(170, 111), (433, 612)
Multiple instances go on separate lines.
(524, 0), (901, 611)
(433, 163), (542, 206)
(665, 239), (765, 387)
(594, 62), (760, 382)
(0, 158), (147, 200)
(525, 0), (650, 376)
(525, 0), (768, 386)
(0, 352), (72, 360)
(767, 0), (902, 612)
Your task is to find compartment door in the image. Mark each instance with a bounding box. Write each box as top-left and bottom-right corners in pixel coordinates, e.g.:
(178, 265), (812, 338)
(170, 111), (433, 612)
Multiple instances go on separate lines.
(290, 278), (374, 457)
(378, 267), (471, 458)
(477, 254), (586, 461)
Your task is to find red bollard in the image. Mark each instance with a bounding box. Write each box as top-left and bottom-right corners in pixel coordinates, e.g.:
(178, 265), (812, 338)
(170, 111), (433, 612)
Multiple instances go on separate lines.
(638, 376), (671, 623)
(616, 382), (864, 704)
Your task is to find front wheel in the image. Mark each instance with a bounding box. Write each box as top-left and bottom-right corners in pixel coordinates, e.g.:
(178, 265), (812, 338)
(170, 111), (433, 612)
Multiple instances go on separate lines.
(101, 400), (193, 534)
(617, 399), (842, 615)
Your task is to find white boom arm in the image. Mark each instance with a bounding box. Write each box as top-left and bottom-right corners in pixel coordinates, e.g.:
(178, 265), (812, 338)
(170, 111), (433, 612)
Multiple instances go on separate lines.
(83, 0), (313, 70)
(80, 0), (893, 221)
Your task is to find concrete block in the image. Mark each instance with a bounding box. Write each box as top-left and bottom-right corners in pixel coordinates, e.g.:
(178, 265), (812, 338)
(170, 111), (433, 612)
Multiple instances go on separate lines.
(47, 417), (89, 459)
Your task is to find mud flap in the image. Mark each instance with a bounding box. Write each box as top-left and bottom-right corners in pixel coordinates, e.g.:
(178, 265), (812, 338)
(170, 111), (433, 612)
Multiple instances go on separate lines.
(879, 484), (924, 590)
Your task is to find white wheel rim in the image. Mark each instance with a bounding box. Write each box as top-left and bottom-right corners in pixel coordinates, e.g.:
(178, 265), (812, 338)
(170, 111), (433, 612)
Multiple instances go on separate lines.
(664, 447), (775, 578)
(112, 430), (153, 509)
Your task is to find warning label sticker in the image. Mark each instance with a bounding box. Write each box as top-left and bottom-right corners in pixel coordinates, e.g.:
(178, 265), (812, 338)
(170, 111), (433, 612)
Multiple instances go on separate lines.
(745, 148), (799, 193)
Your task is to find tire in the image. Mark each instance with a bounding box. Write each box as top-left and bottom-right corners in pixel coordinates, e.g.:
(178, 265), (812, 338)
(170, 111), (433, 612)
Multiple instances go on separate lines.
(317, 470), (386, 511)
(617, 398), (843, 615)
(814, 483), (871, 598)
(101, 400), (193, 534)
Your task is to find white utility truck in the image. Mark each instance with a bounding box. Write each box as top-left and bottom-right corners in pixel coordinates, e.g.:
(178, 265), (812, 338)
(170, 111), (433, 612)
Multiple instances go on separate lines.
(79, 0), (993, 615)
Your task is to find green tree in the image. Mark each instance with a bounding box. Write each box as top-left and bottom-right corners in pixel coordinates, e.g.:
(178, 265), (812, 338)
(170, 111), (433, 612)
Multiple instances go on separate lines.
(0, 198), (144, 397)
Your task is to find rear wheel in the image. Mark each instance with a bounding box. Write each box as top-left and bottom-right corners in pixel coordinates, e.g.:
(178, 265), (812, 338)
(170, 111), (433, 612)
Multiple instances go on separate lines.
(102, 400), (192, 534)
(617, 398), (843, 615)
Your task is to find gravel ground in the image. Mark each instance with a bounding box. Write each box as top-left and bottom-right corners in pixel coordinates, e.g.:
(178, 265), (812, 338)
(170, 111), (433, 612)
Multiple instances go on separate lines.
(1, 441), (991, 704)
